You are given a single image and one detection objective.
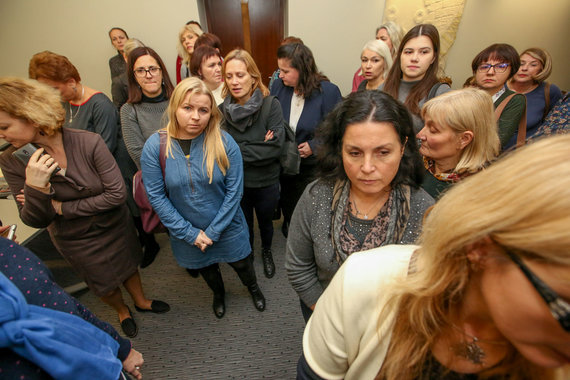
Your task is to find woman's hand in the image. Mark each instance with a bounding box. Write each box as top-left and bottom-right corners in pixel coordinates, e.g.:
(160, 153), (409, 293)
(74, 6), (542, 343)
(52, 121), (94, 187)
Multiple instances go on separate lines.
(24, 148), (58, 189)
(298, 142), (313, 159)
(51, 200), (63, 215)
(16, 190), (25, 206)
(264, 130), (274, 142)
(194, 230), (213, 252)
(122, 348), (144, 380)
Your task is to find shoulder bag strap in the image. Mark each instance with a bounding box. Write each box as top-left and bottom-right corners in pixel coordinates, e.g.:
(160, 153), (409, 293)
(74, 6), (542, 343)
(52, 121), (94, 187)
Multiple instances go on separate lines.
(494, 93), (516, 121)
(158, 130), (167, 179)
(516, 96), (528, 148)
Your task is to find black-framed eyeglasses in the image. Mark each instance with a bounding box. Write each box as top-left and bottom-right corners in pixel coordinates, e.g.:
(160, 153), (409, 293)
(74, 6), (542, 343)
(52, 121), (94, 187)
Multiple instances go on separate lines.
(477, 63), (510, 73)
(505, 250), (570, 332)
(134, 66), (161, 78)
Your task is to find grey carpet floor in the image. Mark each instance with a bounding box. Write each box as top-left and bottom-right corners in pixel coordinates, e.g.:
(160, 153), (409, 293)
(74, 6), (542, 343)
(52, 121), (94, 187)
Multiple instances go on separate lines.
(76, 220), (305, 379)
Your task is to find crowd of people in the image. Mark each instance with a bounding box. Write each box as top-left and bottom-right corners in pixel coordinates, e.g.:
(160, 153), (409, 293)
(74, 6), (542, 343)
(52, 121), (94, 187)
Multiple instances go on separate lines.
(0, 18), (568, 379)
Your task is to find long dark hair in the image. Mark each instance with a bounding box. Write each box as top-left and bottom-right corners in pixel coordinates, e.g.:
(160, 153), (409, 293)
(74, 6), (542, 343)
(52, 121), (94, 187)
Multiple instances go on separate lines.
(277, 43), (328, 98)
(126, 47), (174, 104)
(383, 24), (441, 115)
(316, 90), (423, 188)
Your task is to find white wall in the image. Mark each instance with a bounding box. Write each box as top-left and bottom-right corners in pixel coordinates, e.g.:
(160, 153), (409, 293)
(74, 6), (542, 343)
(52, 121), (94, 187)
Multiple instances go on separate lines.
(0, 0), (200, 96)
(1, 0), (567, 97)
(288, 0), (386, 95)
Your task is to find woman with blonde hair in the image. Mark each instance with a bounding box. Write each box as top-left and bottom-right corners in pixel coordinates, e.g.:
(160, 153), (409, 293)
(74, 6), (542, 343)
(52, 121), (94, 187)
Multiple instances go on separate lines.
(417, 87), (500, 198)
(351, 21), (404, 92)
(299, 134), (570, 379)
(176, 22), (204, 83)
(141, 77), (266, 319)
(220, 49), (285, 279)
(507, 47), (563, 141)
(357, 39), (393, 91)
(0, 77), (169, 339)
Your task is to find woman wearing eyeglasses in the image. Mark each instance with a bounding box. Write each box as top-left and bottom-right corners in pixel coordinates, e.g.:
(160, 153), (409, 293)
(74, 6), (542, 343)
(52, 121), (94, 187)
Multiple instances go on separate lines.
(120, 46), (175, 267)
(298, 135), (570, 380)
(472, 44), (526, 151)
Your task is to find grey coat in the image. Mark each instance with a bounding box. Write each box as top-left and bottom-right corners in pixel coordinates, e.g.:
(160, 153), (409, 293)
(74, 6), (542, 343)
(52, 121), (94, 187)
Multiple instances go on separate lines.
(285, 179), (434, 307)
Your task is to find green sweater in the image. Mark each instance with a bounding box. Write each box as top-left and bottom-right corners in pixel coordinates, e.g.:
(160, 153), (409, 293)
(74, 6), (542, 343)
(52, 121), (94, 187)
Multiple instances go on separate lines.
(494, 89), (526, 150)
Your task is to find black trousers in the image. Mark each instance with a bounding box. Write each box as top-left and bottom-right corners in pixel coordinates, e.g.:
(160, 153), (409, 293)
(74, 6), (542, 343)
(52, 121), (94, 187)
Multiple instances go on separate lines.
(190, 254), (257, 295)
(241, 183), (280, 250)
(280, 162), (317, 226)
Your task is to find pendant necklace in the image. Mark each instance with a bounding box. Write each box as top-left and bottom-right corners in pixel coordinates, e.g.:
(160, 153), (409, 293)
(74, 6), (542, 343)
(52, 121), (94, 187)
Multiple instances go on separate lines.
(350, 195), (385, 220)
(68, 86), (85, 124)
(450, 323), (508, 365)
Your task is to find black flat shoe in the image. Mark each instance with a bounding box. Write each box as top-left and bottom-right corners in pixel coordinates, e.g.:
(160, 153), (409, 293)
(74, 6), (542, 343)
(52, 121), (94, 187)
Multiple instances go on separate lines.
(262, 248), (275, 278)
(248, 283), (265, 312)
(120, 307), (138, 338)
(140, 241), (160, 268)
(213, 294), (225, 319)
(134, 300), (170, 314)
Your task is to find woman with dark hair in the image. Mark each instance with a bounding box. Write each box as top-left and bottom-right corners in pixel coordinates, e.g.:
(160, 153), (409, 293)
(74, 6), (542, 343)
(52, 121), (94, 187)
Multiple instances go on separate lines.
(298, 135), (570, 380)
(111, 38), (145, 110)
(120, 46), (175, 267)
(382, 24), (450, 134)
(285, 90), (434, 322)
(0, 77), (169, 339)
(472, 43), (526, 151)
(141, 77), (266, 318)
(271, 43), (342, 237)
(507, 47), (563, 141)
(108, 27), (129, 81)
(121, 46), (174, 168)
(194, 32), (223, 52)
(220, 49), (285, 279)
(190, 45), (223, 105)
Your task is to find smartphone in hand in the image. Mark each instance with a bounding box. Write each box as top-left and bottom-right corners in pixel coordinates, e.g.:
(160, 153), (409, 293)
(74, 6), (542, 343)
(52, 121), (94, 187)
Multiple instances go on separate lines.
(12, 143), (61, 174)
(0, 224), (17, 240)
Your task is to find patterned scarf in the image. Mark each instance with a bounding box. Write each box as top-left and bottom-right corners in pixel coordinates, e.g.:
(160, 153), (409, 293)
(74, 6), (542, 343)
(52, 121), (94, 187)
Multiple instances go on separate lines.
(423, 156), (472, 183)
(330, 179), (411, 265)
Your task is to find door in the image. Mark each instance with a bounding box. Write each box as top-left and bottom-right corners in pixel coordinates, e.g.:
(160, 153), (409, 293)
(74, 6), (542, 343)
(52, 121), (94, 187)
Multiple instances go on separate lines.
(203, 0), (285, 86)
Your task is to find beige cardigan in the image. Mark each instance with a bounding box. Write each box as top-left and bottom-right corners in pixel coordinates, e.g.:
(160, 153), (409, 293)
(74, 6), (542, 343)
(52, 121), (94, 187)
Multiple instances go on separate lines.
(303, 244), (416, 380)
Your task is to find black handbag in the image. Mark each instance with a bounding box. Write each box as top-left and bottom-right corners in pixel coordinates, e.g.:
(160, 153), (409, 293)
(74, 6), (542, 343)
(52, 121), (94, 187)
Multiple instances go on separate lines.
(260, 96), (301, 176)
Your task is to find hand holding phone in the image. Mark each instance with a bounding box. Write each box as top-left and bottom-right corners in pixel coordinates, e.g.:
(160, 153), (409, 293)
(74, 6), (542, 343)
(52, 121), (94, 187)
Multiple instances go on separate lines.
(13, 143), (61, 175)
(0, 224), (17, 240)
(13, 145), (60, 188)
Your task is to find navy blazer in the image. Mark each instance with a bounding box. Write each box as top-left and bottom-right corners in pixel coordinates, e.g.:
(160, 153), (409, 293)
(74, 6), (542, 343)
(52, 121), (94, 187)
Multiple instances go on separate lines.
(270, 78), (342, 153)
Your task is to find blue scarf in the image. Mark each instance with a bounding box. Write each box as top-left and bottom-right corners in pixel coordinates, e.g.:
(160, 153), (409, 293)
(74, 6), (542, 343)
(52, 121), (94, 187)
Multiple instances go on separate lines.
(0, 272), (122, 380)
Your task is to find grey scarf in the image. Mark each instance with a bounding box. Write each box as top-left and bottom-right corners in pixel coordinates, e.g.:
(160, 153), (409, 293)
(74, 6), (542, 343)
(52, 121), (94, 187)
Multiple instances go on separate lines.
(221, 89), (264, 132)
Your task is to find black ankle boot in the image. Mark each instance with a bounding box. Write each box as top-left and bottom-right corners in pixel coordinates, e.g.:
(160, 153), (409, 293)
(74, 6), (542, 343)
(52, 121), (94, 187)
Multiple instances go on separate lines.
(261, 248), (275, 278)
(140, 239), (159, 268)
(248, 283), (265, 311)
(213, 293), (225, 319)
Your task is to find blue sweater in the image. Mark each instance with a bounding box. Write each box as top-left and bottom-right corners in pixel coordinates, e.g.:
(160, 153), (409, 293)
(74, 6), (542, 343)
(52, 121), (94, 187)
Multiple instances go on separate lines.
(141, 131), (250, 269)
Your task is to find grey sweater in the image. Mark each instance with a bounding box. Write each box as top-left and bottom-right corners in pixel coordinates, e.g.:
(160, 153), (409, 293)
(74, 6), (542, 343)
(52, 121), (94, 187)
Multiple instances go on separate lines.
(120, 101), (168, 169)
(285, 179), (434, 307)
(379, 80), (450, 134)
